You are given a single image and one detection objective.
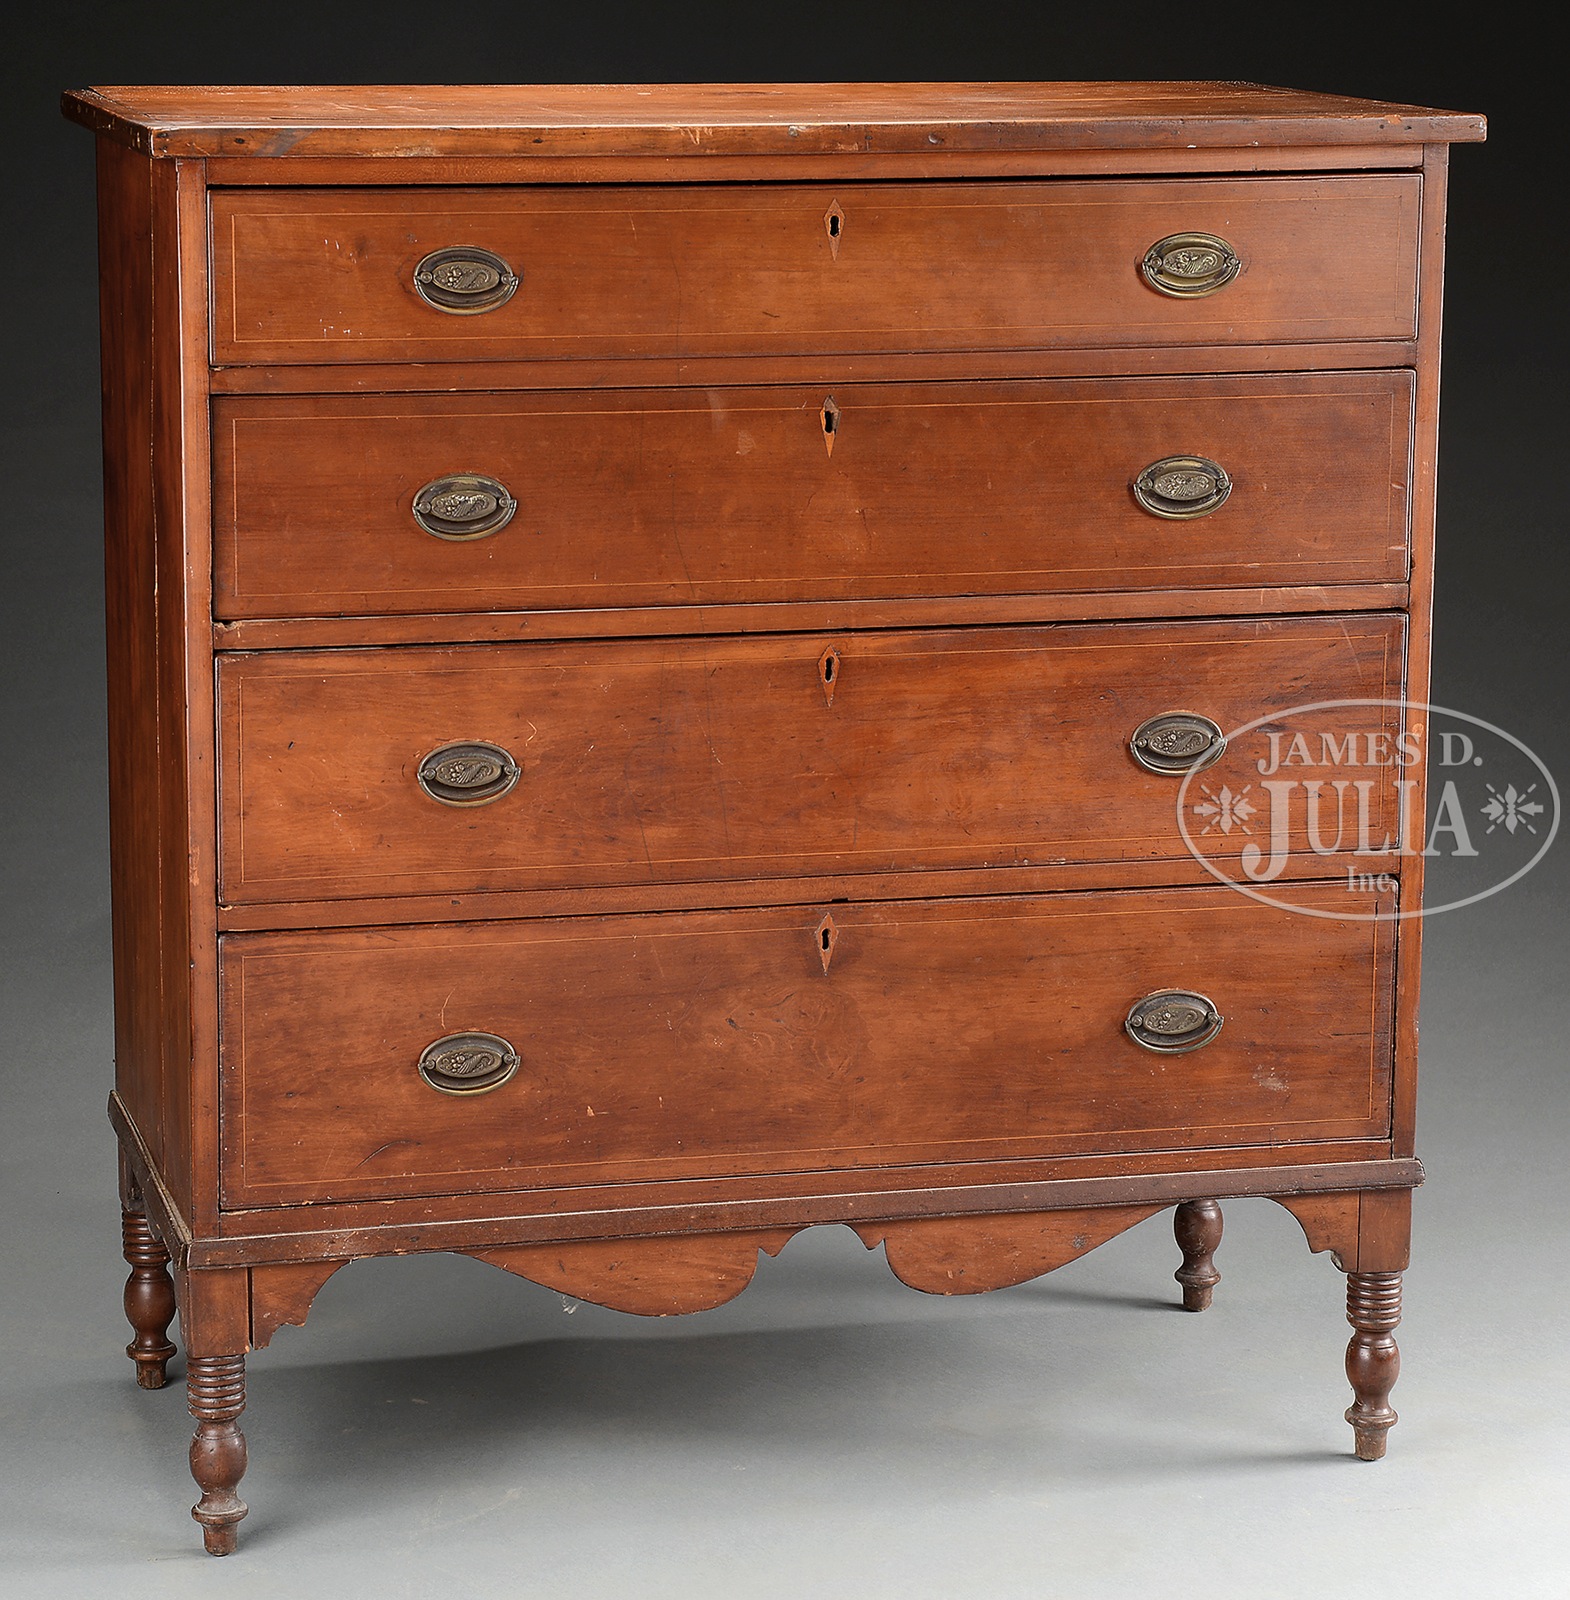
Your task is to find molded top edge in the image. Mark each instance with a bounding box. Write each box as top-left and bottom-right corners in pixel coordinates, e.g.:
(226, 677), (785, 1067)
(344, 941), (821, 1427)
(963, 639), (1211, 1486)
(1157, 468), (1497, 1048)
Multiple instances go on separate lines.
(61, 81), (1487, 160)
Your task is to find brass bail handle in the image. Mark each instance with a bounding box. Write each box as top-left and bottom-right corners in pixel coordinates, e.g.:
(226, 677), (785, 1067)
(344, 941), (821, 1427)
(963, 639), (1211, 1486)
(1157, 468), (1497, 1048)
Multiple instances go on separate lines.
(418, 1031), (520, 1094)
(1132, 456), (1232, 520)
(417, 741), (521, 807)
(412, 473), (517, 540)
(413, 246), (520, 314)
(1141, 232), (1240, 298)
(1124, 990), (1224, 1054)
(1129, 712), (1227, 775)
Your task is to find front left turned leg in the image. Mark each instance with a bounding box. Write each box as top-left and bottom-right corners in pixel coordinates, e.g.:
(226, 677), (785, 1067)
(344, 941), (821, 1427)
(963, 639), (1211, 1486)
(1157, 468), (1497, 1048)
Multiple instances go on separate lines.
(1345, 1271), (1402, 1460)
(121, 1208), (177, 1388)
(1173, 1199), (1223, 1312)
(188, 1355), (248, 1555)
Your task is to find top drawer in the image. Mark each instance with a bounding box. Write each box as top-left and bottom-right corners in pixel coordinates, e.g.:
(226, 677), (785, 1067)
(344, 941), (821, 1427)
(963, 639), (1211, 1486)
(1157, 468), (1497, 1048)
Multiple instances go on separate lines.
(208, 176), (1421, 367)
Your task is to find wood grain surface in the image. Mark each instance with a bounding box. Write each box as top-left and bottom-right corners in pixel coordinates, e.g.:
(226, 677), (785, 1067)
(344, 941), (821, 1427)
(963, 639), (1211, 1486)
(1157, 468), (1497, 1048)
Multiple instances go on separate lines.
(218, 881), (1396, 1207)
(62, 82), (1485, 160)
(208, 177), (1421, 366)
(465, 1230), (801, 1315)
(97, 141), (166, 1184)
(216, 615), (1404, 904)
(204, 341), (1425, 397)
(854, 1205), (1166, 1294)
(213, 372), (1413, 618)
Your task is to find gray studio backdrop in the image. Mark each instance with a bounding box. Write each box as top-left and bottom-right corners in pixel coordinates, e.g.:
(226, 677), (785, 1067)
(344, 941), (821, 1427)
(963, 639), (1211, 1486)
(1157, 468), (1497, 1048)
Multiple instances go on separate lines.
(3, 7), (1565, 1597)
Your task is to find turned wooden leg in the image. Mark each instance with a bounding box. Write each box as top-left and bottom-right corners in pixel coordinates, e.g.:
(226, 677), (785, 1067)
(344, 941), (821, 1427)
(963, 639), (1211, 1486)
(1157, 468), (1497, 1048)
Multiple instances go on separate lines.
(121, 1208), (177, 1388)
(188, 1355), (248, 1555)
(1173, 1199), (1223, 1312)
(1345, 1271), (1402, 1460)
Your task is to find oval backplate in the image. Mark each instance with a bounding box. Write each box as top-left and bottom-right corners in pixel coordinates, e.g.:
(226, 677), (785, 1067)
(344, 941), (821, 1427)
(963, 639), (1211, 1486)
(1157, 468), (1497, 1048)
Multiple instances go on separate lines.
(1140, 232), (1241, 298)
(1132, 455), (1233, 519)
(413, 246), (520, 314)
(1124, 990), (1224, 1053)
(1129, 712), (1227, 776)
(412, 473), (518, 540)
(418, 1031), (520, 1094)
(416, 740), (521, 807)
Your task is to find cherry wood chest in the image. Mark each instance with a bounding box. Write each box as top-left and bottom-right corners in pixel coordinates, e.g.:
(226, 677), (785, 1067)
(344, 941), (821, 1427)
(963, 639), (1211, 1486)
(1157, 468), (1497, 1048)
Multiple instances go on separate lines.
(63, 82), (1484, 1553)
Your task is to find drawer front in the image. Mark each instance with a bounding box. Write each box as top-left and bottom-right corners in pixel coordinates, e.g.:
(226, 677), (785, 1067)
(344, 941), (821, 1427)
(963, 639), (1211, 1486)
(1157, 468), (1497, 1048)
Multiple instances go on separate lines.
(219, 883), (1397, 1206)
(216, 615), (1403, 903)
(213, 372), (1413, 619)
(209, 176), (1420, 366)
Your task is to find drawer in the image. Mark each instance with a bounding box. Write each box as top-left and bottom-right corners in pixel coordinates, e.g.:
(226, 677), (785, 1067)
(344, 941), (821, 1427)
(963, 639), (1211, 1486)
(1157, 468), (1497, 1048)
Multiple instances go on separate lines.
(219, 883), (1397, 1206)
(216, 615), (1403, 904)
(212, 371), (1413, 619)
(208, 176), (1420, 366)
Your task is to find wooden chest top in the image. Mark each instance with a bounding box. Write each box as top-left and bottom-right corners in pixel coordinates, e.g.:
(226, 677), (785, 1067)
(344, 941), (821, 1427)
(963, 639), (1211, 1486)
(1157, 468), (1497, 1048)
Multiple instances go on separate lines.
(62, 81), (1485, 160)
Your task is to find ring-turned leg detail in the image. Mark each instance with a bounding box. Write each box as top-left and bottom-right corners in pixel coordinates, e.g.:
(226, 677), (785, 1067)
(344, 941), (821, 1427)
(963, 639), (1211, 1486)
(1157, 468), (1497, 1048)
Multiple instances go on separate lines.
(1173, 1199), (1223, 1312)
(121, 1208), (177, 1388)
(1345, 1271), (1402, 1460)
(188, 1355), (248, 1555)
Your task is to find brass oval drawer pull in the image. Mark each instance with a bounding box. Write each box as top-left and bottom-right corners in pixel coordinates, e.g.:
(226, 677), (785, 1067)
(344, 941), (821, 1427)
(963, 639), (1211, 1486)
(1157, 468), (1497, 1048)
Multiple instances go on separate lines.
(1133, 455), (1232, 519)
(417, 740), (520, 807)
(413, 246), (520, 314)
(1125, 990), (1224, 1054)
(412, 473), (517, 540)
(1129, 711), (1226, 775)
(1141, 232), (1240, 298)
(418, 1031), (520, 1094)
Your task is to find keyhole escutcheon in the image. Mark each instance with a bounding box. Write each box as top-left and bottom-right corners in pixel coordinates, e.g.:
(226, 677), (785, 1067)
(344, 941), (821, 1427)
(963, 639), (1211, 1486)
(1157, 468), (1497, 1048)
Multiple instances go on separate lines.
(821, 395), (840, 457)
(815, 912), (839, 973)
(819, 645), (841, 706)
(825, 202), (845, 259)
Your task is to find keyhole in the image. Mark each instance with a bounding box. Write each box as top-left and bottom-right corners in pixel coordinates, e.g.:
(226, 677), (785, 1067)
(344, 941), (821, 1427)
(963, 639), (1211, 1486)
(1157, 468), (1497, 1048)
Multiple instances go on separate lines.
(818, 645), (841, 706)
(825, 202), (846, 259)
(815, 912), (839, 973)
(821, 396), (840, 457)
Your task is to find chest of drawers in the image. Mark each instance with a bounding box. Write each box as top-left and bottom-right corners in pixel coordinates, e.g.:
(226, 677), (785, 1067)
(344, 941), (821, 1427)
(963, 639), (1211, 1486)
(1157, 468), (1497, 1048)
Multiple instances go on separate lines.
(63, 82), (1484, 1554)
